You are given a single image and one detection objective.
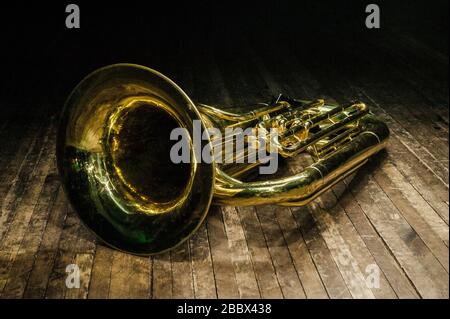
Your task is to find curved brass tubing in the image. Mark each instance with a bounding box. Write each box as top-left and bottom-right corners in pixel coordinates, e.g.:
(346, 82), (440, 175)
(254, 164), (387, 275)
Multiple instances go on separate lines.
(57, 64), (389, 255)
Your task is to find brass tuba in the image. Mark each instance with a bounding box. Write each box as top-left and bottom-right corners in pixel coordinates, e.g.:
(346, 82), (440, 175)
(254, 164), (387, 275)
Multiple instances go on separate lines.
(57, 64), (389, 255)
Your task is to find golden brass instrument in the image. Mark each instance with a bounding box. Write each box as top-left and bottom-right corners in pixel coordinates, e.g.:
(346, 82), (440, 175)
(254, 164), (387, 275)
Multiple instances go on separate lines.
(57, 64), (389, 255)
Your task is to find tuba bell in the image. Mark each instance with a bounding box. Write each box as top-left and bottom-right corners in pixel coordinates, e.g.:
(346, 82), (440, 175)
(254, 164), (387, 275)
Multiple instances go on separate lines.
(57, 64), (389, 255)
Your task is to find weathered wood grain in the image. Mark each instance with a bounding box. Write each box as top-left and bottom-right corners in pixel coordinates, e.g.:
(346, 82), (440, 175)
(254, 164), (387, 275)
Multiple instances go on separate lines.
(108, 251), (150, 299)
(171, 241), (195, 299)
(22, 188), (68, 298)
(334, 180), (420, 299)
(254, 205), (306, 298)
(274, 206), (329, 299)
(205, 208), (240, 298)
(189, 223), (217, 299)
(0, 121), (56, 293)
(221, 206), (261, 298)
(86, 245), (114, 299)
(151, 252), (173, 299)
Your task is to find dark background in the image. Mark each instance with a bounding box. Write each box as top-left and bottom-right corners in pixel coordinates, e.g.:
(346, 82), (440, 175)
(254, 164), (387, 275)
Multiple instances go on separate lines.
(1, 0), (448, 107)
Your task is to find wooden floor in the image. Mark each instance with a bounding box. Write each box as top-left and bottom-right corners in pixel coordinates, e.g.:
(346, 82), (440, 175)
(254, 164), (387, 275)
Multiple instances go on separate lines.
(0, 30), (448, 299)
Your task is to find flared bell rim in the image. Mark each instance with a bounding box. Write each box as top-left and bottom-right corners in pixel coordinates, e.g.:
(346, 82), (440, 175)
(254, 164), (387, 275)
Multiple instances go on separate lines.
(56, 63), (216, 255)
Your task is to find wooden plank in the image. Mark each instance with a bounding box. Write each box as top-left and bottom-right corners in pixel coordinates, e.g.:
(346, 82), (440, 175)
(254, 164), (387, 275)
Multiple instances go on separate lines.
(171, 241), (194, 299)
(22, 188), (68, 298)
(64, 253), (94, 299)
(189, 223), (217, 298)
(45, 205), (83, 298)
(373, 162), (449, 257)
(0, 117), (54, 242)
(333, 181), (419, 298)
(151, 252), (173, 299)
(221, 206), (260, 298)
(108, 251), (150, 299)
(108, 252), (135, 299)
(44, 200), (95, 299)
(205, 207), (239, 298)
(64, 211), (96, 299)
(347, 171), (448, 298)
(307, 199), (377, 299)
(0, 122), (56, 292)
(237, 206), (284, 299)
(87, 245), (114, 299)
(254, 205), (306, 298)
(361, 87), (448, 175)
(290, 205), (352, 299)
(274, 207), (329, 299)
(74, 215), (97, 254)
(0, 174), (59, 298)
(357, 89), (449, 187)
(372, 127), (449, 224)
(315, 190), (397, 299)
